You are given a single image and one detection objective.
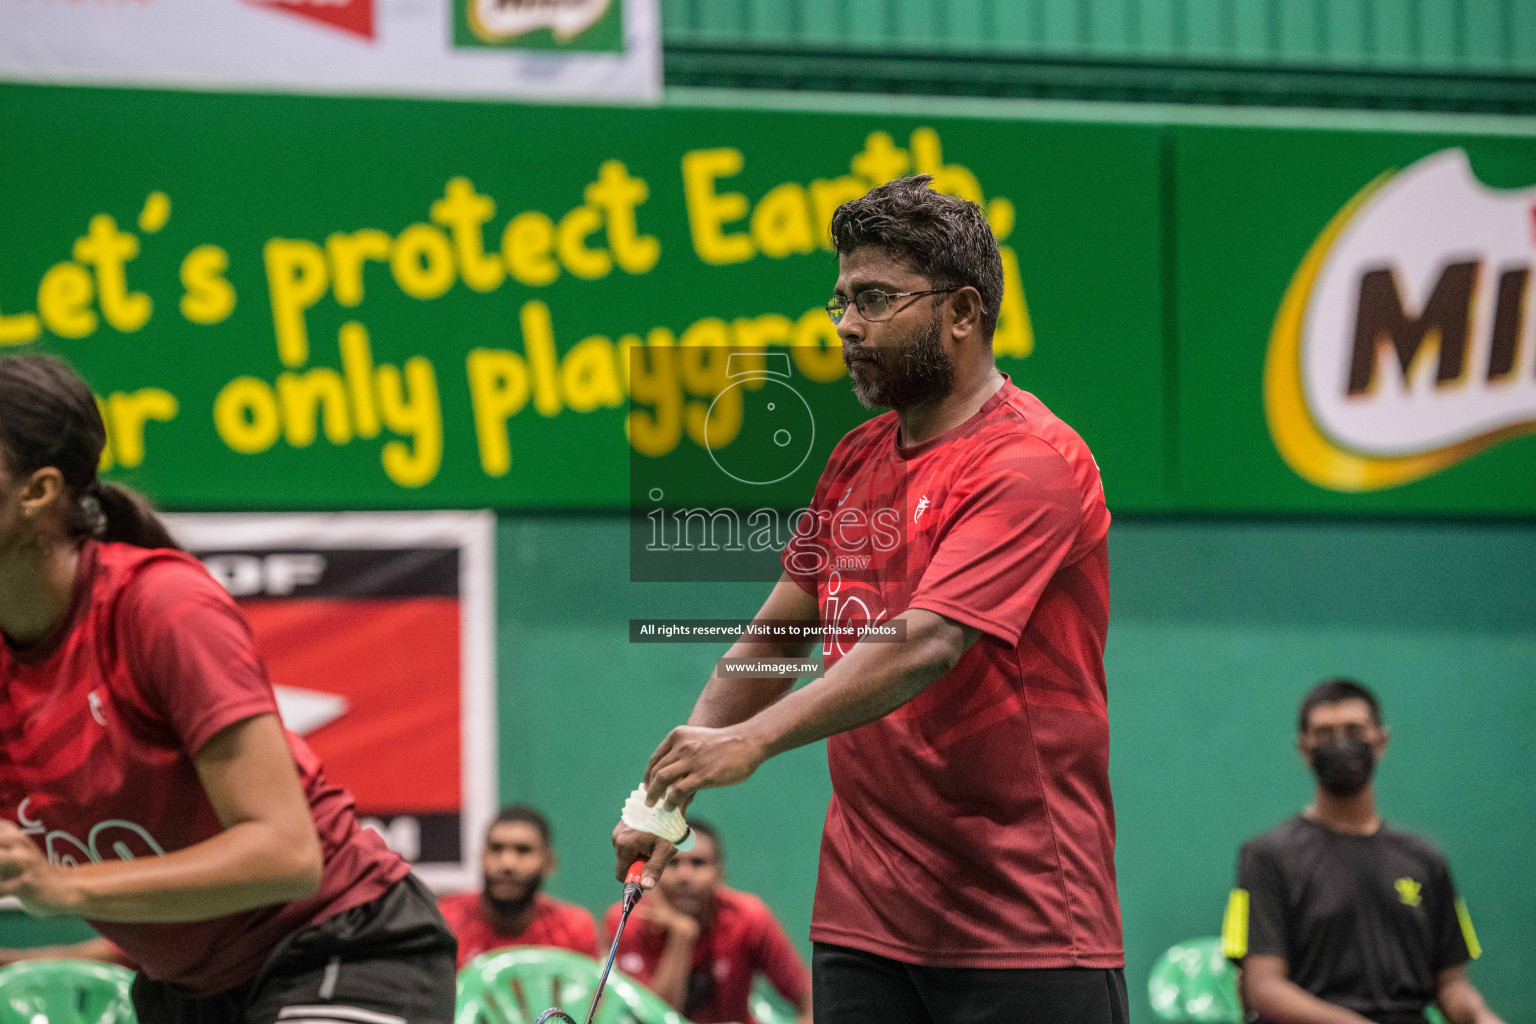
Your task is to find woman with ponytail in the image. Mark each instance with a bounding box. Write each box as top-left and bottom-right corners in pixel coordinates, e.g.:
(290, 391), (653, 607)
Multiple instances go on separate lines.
(0, 355), (456, 1024)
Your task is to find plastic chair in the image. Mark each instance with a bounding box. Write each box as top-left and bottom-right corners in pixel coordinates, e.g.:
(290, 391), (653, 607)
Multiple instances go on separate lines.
(1147, 937), (1243, 1023)
(747, 977), (796, 1024)
(456, 948), (688, 1024)
(0, 960), (136, 1024)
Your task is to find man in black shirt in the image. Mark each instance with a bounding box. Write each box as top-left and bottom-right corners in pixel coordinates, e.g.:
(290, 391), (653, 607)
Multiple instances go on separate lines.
(1223, 678), (1504, 1024)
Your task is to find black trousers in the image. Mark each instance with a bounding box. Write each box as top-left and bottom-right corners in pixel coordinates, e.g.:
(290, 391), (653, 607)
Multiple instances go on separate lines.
(813, 942), (1130, 1024)
(132, 875), (458, 1024)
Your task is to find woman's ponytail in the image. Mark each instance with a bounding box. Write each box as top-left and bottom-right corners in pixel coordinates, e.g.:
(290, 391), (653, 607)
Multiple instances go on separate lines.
(91, 482), (179, 550)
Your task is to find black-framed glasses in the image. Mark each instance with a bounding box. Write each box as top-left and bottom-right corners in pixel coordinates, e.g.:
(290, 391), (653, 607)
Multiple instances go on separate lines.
(825, 288), (957, 325)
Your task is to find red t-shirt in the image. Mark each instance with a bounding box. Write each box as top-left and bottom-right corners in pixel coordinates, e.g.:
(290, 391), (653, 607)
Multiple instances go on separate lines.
(0, 541), (410, 995)
(604, 888), (808, 1024)
(438, 891), (600, 968)
(781, 377), (1122, 969)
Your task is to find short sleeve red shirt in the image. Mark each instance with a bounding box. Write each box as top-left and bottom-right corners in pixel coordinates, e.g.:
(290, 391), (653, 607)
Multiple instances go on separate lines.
(439, 891), (600, 968)
(781, 377), (1122, 969)
(604, 888), (808, 1024)
(0, 541), (409, 996)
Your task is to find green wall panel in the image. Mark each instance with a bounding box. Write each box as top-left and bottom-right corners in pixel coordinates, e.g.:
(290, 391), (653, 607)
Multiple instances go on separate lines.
(508, 516), (1536, 1023)
(663, 0), (1536, 74)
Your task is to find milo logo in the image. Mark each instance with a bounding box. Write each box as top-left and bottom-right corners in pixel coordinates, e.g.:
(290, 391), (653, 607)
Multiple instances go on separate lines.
(463, 0), (616, 46)
(1266, 149), (1536, 491)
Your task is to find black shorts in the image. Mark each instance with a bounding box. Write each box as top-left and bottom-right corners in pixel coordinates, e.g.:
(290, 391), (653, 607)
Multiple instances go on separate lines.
(132, 875), (458, 1024)
(813, 942), (1130, 1024)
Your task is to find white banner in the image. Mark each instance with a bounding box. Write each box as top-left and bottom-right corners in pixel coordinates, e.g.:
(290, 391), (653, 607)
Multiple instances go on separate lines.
(0, 0), (659, 104)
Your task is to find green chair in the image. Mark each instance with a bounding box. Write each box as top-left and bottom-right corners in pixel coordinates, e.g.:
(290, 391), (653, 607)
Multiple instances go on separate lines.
(0, 960), (136, 1024)
(1147, 937), (1244, 1023)
(747, 977), (796, 1024)
(456, 948), (688, 1024)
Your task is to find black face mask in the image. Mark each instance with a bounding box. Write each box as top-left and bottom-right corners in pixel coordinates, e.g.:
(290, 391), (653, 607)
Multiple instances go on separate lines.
(1309, 737), (1377, 797)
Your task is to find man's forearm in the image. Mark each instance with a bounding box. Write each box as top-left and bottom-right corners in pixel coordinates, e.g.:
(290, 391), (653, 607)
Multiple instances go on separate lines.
(0, 937), (116, 966)
(741, 611), (966, 759)
(1244, 976), (1375, 1024)
(687, 635), (809, 728)
(648, 928), (697, 1012)
(1438, 977), (1503, 1024)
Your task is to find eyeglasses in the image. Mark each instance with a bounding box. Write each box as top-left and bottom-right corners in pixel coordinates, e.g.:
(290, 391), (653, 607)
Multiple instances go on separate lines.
(1303, 723), (1374, 744)
(825, 288), (957, 325)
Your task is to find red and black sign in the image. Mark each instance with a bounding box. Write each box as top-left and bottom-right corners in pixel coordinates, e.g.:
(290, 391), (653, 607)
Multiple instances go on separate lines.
(169, 514), (496, 891)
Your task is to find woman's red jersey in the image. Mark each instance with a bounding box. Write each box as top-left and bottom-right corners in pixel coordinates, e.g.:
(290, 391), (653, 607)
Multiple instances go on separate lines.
(0, 541), (409, 995)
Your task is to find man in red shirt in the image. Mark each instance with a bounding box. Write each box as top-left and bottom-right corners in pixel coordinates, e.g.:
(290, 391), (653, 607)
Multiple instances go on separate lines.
(604, 822), (810, 1024)
(439, 805), (599, 969)
(614, 176), (1126, 1023)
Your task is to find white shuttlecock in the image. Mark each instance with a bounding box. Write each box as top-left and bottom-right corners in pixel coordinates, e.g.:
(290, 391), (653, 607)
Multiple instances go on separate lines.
(621, 785), (696, 851)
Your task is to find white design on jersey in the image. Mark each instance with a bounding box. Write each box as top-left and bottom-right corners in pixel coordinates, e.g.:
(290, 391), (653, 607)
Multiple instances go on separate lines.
(15, 798), (166, 867)
(88, 689), (107, 726)
(914, 495), (931, 522)
(822, 572), (889, 658)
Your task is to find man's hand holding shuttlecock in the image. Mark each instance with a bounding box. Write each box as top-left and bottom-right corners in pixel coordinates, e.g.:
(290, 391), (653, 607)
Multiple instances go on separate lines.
(611, 722), (768, 888)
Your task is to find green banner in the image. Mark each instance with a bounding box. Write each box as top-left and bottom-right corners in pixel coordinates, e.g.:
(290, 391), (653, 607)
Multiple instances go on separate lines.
(4, 86), (1533, 514)
(0, 85), (1166, 511)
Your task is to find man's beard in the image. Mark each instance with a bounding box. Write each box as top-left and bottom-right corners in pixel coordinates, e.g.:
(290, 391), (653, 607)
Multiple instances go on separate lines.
(485, 876), (543, 918)
(847, 308), (955, 410)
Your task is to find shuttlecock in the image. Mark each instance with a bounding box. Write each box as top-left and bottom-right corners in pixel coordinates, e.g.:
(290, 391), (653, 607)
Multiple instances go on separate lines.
(621, 785), (696, 851)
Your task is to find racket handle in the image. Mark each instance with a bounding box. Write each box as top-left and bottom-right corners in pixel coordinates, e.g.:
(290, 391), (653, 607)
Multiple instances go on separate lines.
(625, 858), (647, 885)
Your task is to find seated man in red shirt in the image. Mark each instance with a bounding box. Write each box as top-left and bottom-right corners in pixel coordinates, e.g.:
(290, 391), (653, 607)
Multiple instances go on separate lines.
(438, 805), (600, 969)
(606, 821), (810, 1024)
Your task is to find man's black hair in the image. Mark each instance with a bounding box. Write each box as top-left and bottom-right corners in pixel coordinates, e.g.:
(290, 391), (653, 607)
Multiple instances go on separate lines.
(1298, 678), (1383, 733)
(489, 803), (552, 845)
(689, 818), (722, 861)
(829, 175), (1005, 339)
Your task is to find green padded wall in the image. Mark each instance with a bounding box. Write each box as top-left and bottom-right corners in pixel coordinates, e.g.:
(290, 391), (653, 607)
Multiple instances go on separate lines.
(664, 0), (1536, 72)
(661, 0), (1536, 111)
